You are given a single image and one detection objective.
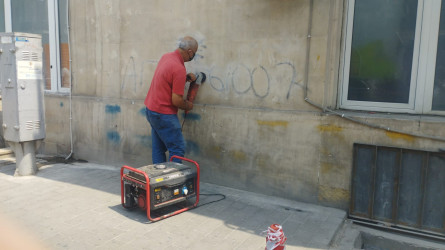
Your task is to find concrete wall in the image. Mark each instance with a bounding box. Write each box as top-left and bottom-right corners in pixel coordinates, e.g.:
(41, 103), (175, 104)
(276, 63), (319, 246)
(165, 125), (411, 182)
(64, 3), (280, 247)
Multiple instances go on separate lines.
(41, 0), (445, 210)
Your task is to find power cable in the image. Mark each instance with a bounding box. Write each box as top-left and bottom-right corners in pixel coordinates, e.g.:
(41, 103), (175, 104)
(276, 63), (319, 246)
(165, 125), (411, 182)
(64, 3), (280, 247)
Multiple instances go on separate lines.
(196, 193), (226, 208)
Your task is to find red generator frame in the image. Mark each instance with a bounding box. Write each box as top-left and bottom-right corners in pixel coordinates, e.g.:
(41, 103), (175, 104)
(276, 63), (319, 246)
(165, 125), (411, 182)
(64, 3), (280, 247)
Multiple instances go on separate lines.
(120, 155), (200, 222)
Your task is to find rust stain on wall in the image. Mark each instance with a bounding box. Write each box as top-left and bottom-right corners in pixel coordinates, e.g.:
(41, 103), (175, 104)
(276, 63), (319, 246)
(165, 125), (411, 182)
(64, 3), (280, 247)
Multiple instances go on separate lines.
(230, 150), (247, 163)
(385, 131), (414, 142)
(318, 185), (349, 202)
(317, 124), (343, 133)
(255, 154), (271, 172)
(321, 162), (336, 174)
(207, 146), (223, 160)
(257, 120), (288, 128)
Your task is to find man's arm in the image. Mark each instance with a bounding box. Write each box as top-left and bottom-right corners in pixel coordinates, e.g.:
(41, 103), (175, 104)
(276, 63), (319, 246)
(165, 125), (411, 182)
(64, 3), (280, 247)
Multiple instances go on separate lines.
(172, 93), (193, 111)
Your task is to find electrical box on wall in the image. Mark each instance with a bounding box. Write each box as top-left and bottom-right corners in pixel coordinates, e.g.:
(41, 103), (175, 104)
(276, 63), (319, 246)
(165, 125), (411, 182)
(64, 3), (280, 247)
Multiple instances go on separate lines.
(0, 32), (46, 142)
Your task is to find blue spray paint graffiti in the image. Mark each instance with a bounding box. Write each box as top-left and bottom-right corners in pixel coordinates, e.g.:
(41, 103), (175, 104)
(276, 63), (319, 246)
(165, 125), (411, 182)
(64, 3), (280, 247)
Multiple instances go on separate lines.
(138, 135), (152, 148)
(139, 107), (146, 117)
(60, 102), (64, 107)
(107, 131), (121, 144)
(105, 105), (121, 114)
(182, 113), (201, 121)
(185, 140), (200, 155)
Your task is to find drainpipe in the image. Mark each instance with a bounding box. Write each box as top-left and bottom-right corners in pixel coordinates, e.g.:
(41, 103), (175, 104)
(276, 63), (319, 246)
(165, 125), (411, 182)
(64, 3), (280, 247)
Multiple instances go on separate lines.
(65, 0), (74, 160)
(303, 0), (314, 102)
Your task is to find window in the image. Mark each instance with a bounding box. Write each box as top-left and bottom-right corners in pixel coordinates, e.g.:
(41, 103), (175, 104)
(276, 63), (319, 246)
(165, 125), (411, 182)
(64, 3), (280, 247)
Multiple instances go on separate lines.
(341, 0), (445, 115)
(0, 0), (4, 32)
(2, 0), (69, 92)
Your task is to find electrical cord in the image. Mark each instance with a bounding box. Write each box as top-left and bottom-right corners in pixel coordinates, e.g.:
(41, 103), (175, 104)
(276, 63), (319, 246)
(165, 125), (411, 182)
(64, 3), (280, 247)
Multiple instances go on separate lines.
(181, 113), (187, 131)
(196, 193), (226, 208)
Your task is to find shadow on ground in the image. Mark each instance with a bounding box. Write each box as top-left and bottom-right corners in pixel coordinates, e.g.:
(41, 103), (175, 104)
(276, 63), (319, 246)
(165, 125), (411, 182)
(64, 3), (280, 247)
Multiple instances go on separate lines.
(0, 160), (345, 249)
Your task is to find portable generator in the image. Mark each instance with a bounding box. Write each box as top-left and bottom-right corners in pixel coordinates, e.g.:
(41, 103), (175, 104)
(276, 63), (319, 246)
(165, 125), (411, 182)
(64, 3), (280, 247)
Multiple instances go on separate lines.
(120, 156), (200, 221)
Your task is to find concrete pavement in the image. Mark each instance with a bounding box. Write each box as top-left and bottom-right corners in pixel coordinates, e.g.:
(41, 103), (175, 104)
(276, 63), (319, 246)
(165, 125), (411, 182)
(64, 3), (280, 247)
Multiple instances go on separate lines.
(0, 157), (443, 250)
(0, 157), (346, 249)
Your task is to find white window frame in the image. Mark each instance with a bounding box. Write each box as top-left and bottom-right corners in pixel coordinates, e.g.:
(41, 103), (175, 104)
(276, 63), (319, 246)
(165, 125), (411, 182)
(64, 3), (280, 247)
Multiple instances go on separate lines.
(340, 0), (445, 115)
(3, 0), (68, 93)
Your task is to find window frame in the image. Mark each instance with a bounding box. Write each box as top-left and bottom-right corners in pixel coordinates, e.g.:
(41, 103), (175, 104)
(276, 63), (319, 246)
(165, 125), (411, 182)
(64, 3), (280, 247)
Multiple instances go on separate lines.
(339, 0), (445, 115)
(2, 0), (68, 93)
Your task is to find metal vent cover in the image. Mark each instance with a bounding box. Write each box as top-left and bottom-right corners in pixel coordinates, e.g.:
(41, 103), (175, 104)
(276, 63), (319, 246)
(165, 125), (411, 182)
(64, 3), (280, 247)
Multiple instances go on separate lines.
(20, 51), (40, 61)
(350, 143), (445, 236)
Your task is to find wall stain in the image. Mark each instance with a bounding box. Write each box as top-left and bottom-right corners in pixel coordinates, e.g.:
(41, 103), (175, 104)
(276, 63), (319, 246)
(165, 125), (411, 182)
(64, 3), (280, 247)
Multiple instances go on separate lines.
(138, 135), (151, 148)
(229, 150), (247, 163)
(321, 162), (335, 174)
(182, 113), (201, 121)
(105, 104), (121, 114)
(317, 124), (343, 133)
(255, 154), (271, 172)
(185, 140), (200, 155)
(257, 120), (288, 127)
(139, 107), (146, 116)
(385, 131), (414, 142)
(60, 102), (64, 107)
(318, 185), (349, 202)
(107, 130), (121, 144)
(207, 146), (223, 159)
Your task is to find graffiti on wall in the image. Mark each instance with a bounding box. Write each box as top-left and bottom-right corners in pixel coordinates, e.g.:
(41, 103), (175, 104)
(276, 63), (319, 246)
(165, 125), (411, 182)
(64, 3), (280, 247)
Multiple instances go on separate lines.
(115, 45), (304, 147)
(121, 58), (303, 100)
(120, 35), (304, 99)
(121, 57), (158, 93)
(207, 61), (302, 100)
(105, 104), (121, 145)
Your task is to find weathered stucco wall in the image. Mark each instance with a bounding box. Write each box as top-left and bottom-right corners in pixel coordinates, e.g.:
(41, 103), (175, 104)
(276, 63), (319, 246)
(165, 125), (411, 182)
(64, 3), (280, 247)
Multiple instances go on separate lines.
(42, 0), (445, 210)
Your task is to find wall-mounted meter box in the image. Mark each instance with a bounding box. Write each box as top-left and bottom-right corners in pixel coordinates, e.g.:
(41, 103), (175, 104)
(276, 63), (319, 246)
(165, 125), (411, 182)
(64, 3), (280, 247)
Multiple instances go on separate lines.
(0, 32), (45, 142)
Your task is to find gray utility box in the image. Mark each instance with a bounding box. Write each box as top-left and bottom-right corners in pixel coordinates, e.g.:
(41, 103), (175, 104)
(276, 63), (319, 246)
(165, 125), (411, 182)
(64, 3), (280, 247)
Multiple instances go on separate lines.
(0, 32), (45, 142)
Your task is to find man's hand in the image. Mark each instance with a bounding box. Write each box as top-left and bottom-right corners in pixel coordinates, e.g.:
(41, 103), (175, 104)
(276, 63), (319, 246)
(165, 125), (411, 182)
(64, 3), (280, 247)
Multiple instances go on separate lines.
(172, 93), (193, 111)
(186, 73), (197, 82)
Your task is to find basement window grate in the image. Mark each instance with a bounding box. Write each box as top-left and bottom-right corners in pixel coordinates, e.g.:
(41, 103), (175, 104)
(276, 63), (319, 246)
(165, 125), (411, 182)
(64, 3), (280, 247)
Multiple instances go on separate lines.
(350, 143), (445, 236)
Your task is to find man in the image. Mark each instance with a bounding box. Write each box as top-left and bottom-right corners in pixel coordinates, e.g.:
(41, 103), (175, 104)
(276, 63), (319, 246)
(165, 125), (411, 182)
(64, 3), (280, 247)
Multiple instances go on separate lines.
(144, 36), (198, 163)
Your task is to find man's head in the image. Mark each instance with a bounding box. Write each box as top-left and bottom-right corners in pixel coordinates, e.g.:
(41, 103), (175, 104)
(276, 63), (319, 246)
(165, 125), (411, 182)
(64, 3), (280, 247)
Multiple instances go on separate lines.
(178, 36), (198, 62)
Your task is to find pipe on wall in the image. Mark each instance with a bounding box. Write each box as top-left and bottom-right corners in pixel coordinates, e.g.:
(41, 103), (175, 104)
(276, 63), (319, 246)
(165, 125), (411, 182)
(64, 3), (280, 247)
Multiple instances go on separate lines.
(65, 0), (73, 160)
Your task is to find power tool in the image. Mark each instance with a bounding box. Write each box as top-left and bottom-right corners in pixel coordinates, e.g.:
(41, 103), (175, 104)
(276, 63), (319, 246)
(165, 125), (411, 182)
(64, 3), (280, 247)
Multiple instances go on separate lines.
(186, 72), (206, 114)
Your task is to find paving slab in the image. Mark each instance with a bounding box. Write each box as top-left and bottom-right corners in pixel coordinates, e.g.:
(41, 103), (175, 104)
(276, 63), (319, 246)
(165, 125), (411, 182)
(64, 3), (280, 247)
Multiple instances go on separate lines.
(0, 160), (347, 250)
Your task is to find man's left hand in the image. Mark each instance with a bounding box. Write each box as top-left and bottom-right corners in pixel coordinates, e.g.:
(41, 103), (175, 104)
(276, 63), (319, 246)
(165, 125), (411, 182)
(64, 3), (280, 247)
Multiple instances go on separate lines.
(186, 73), (197, 82)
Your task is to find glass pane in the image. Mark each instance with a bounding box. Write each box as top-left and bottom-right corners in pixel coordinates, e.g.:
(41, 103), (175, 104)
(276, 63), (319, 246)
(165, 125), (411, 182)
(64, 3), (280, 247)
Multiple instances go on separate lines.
(59, 0), (70, 88)
(11, 0), (50, 90)
(432, 2), (445, 111)
(348, 0), (418, 103)
(0, 0), (5, 32)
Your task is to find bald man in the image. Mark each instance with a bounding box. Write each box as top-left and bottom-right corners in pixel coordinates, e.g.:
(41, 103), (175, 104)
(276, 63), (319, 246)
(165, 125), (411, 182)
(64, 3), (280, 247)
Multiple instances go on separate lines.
(144, 36), (198, 163)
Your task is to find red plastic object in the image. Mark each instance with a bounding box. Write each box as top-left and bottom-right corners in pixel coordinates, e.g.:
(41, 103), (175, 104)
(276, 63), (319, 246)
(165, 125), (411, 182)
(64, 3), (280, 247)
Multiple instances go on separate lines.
(120, 156), (200, 222)
(264, 224), (287, 250)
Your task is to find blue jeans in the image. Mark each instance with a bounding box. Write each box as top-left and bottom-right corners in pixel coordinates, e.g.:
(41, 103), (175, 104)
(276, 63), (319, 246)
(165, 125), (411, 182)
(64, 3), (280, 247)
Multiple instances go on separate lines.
(145, 108), (185, 163)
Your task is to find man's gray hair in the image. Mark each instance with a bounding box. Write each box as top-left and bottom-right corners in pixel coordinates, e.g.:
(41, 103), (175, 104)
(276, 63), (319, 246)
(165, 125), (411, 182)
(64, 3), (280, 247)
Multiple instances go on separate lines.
(178, 37), (197, 50)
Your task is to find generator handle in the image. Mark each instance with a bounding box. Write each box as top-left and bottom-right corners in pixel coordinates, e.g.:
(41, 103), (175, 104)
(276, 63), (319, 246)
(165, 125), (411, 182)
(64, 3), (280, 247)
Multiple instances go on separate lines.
(170, 155), (200, 206)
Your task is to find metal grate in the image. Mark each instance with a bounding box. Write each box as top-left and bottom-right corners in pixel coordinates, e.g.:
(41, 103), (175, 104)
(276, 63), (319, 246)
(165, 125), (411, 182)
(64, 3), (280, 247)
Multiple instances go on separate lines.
(25, 121), (34, 130)
(31, 52), (39, 61)
(21, 51), (31, 61)
(25, 120), (41, 130)
(350, 143), (445, 236)
(20, 51), (40, 61)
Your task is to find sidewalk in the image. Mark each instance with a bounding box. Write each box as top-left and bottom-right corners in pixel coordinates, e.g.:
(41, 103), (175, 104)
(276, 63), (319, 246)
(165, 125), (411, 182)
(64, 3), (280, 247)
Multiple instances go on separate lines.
(0, 158), (347, 249)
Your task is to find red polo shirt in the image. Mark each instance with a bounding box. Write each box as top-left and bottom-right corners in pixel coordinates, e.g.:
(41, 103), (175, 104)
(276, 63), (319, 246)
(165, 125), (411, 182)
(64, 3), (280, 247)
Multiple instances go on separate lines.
(144, 50), (186, 114)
